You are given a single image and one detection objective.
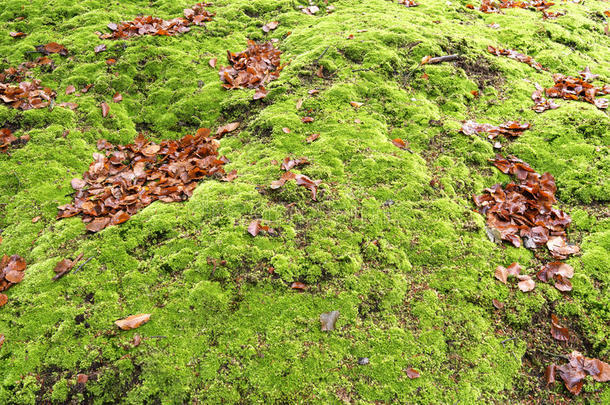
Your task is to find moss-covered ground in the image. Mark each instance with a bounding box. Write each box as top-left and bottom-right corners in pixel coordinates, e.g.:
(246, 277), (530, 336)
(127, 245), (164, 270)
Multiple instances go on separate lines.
(1, 0), (609, 403)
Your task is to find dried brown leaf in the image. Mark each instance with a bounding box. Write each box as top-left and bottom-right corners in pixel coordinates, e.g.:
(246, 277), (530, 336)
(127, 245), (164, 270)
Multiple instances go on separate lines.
(115, 313), (151, 330)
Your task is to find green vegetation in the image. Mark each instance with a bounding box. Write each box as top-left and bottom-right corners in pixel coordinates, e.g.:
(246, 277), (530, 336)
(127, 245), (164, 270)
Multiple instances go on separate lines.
(0, 0), (609, 403)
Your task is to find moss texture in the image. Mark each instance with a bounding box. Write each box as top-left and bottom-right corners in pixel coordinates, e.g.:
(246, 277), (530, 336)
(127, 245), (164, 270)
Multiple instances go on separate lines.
(0, 0), (609, 403)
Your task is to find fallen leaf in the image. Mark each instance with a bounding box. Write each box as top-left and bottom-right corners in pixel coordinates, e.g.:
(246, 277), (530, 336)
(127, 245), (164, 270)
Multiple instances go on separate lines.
(320, 310), (340, 331)
(350, 101), (364, 108)
(545, 364), (556, 386)
(0, 334), (4, 349)
(301, 116), (314, 123)
(406, 368), (421, 379)
(262, 21), (279, 33)
(547, 236), (580, 259)
(306, 133), (320, 143)
(291, 281), (307, 290)
(65, 85), (76, 95)
(94, 44), (106, 53)
(100, 102), (110, 118)
(77, 374), (88, 384)
(209, 58), (217, 68)
(10, 32), (27, 38)
(216, 122), (240, 136)
(492, 299), (504, 309)
(31, 216), (41, 223)
(0, 294), (7, 307)
(112, 92), (122, 103)
(517, 274), (535, 292)
(221, 169), (238, 182)
(392, 138), (407, 149)
(115, 314), (151, 330)
(282, 127), (291, 134)
(494, 266), (508, 284)
(551, 314), (570, 342)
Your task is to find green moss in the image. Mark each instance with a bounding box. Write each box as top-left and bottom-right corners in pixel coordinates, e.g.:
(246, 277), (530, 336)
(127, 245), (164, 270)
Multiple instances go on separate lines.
(0, 0), (609, 403)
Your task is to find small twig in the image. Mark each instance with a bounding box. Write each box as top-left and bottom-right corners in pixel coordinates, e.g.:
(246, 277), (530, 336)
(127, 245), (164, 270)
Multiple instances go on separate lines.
(72, 256), (93, 274)
(501, 337), (517, 345)
(537, 349), (569, 360)
(313, 45), (330, 65)
(352, 68), (374, 72)
(426, 54), (460, 64)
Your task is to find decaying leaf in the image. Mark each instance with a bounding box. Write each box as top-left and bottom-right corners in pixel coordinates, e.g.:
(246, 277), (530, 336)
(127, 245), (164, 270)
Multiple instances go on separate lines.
(487, 46), (546, 71)
(542, 74), (609, 110)
(216, 122), (240, 136)
(532, 82), (560, 113)
(270, 171), (322, 201)
(460, 120), (530, 139)
(551, 314), (570, 342)
(406, 368), (421, 379)
(306, 133), (320, 143)
(101, 102), (110, 118)
(262, 21), (279, 33)
(492, 299), (504, 309)
(545, 364), (556, 386)
(65, 85), (76, 95)
(301, 116), (314, 123)
(320, 310), (340, 331)
(1, 128), (30, 153)
(77, 374), (89, 384)
(115, 313), (151, 330)
(1, 61), (57, 110)
(1, 255), (27, 294)
(94, 44), (106, 53)
(34, 42), (69, 56)
(494, 265), (508, 284)
(291, 281), (307, 290)
(52, 253), (84, 281)
(392, 138), (407, 149)
(517, 274), (535, 292)
(219, 41), (283, 100)
(10, 32), (27, 38)
(247, 220), (276, 237)
(556, 351), (610, 395)
(546, 236), (580, 259)
(0, 294), (7, 307)
(280, 157), (310, 171)
(112, 92), (122, 103)
(209, 58), (217, 68)
(58, 130), (228, 232)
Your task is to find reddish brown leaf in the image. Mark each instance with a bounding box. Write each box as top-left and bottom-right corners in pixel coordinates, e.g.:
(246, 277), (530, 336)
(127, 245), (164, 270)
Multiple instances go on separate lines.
(291, 282), (307, 290)
(281, 157), (310, 171)
(10, 32), (27, 38)
(492, 299), (504, 309)
(301, 116), (314, 123)
(216, 122), (240, 136)
(115, 313), (151, 330)
(86, 217), (111, 233)
(554, 274), (573, 292)
(392, 138), (407, 149)
(545, 364), (556, 386)
(262, 21), (279, 32)
(112, 92), (122, 103)
(77, 374), (89, 384)
(406, 368), (421, 379)
(0, 293), (7, 307)
(31, 216), (41, 223)
(551, 314), (570, 341)
(0, 334), (4, 349)
(494, 266), (508, 284)
(517, 274), (535, 292)
(106, 58), (117, 65)
(282, 127), (291, 134)
(547, 236), (580, 259)
(306, 133), (320, 143)
(0, 255), (27, 290)
(65, 85), (76, 95)
(100, 102), (110, 118)
(221, 169), (237, 182)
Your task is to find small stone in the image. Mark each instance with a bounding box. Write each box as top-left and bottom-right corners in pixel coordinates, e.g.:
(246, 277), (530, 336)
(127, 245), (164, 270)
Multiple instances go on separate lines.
(320, 310), (340, 331)
(358, 357), (370, 365)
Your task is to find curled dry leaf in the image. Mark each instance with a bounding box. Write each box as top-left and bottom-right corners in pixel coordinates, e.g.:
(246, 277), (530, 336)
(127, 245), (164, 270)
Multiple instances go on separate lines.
(301, 116), (314, 123)
(543, 74), (609, 110)
(115, 313), (151, 330)
(320, 310), (340, 331)
(406, 368), (421, 379)
(112, 92), (122, 103)
(350, 101), (364, 108)
(271, 172), (322, 200)
(460, 120), (530, 139)
(494, 266), (508, 284)
(551, 314), (570, 342)
(517, 274), (535, 292)
(532, 83), (560, 113)
(537, 262), (574, 282)
(0, 61), (57, 110)
(547, 236), (580, 259)
(10, 32), (27, 38)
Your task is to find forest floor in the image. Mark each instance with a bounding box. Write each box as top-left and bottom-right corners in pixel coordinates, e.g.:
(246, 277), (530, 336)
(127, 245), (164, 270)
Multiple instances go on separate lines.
(0, 0), (609, 403)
